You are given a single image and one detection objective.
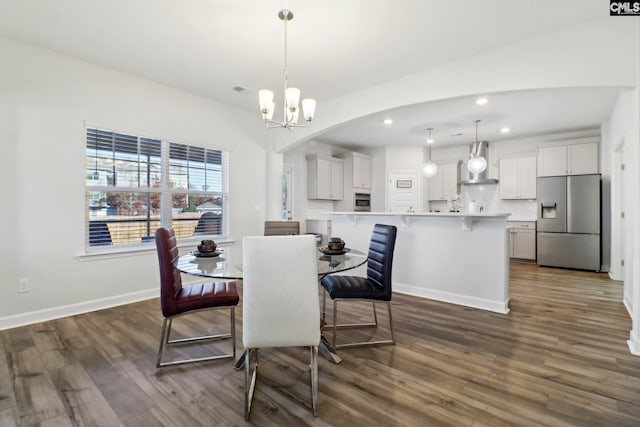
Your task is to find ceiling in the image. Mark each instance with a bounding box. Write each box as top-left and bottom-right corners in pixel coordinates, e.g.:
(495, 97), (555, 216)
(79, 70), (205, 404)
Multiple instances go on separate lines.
(0, 0), (625, 149)
(315, 87), (623, 149)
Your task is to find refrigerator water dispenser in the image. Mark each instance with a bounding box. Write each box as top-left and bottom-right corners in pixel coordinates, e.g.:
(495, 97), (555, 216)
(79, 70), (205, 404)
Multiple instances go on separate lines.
(541, 202), (557, 219)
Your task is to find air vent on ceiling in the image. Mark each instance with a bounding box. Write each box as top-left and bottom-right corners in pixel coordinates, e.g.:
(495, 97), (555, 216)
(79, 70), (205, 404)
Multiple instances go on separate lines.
(232, 86), (247, 93)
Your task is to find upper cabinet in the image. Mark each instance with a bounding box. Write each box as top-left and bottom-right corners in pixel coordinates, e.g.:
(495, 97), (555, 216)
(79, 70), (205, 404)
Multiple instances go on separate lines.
(500, 155), (536, 199)
(428, 161), (461, 201)
(538, 141), (598, 177)
(352, 153), (372, 189)
(307, 155), (344, 200)
(339, 152), (371, 190)
(334, 151), (370, 211)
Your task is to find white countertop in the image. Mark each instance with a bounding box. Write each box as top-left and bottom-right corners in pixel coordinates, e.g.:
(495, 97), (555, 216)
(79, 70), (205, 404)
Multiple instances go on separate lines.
(329, 211), (511, 218)
(507, 217), (537, 222)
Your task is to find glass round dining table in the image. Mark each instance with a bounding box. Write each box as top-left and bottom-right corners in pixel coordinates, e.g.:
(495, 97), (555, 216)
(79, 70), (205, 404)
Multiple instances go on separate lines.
(175, 248), (368, 280)
(174, 247), (368, 365)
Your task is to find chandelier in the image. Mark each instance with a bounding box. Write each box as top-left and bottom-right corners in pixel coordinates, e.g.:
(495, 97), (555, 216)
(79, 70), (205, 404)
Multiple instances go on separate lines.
(258, 10), (316, 129)
(422, 128), (437, 177)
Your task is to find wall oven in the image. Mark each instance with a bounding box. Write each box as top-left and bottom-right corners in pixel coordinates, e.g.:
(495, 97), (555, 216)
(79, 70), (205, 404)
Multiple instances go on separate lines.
(354, 192), (371, 211)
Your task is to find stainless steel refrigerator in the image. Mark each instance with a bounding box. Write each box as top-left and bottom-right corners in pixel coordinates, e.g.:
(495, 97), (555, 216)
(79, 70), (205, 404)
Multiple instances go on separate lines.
(537, 174), (601, 271)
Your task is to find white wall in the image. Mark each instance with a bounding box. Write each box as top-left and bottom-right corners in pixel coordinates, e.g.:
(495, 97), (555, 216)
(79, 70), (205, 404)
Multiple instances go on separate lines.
(602, 91), (635, 285)
(625, 21), (640, 355)
(0, 37), (267, 328)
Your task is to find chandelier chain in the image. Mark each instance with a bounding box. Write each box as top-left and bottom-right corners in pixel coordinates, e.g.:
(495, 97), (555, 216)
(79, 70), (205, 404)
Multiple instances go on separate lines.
(283, 11), (288, 99)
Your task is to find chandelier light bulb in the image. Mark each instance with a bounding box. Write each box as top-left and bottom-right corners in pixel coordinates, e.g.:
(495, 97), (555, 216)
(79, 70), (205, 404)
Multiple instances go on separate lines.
(285, 87), (300, 112)
(266, 102), (275, 120)
(259, 90), (274, 116)
(302, 98), (316, 121)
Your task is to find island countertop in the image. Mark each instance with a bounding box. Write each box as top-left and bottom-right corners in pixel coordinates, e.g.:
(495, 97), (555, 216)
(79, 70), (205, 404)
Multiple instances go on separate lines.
(328, 211), (511, 232)
(330, 211), (511, 218)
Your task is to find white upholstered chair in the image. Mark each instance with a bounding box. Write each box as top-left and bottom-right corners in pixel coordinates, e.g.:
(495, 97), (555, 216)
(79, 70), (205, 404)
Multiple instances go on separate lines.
(242, 234), (321, 420)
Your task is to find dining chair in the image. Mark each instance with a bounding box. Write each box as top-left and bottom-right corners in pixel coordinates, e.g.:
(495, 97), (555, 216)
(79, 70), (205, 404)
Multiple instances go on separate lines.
(263, 220), (300, 236)
(242, 234), (320, 420)
(154, 227), (239, 368)
(320, 223), (397, 349)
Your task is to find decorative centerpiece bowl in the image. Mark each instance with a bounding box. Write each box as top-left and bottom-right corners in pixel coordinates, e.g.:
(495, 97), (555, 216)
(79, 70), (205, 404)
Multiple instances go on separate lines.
(197, 239), (217, 253)
(327, 237), (345, 252)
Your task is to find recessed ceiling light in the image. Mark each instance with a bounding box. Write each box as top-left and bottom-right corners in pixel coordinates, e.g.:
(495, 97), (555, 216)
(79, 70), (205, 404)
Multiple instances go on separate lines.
(476, 97), (488, 105)
(501, 127), (510, 133)
(383, 119), (393, 125)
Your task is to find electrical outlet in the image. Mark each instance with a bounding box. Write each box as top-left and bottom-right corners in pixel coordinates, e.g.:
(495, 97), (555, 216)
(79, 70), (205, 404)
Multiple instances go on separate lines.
(18, 278), (30, 293)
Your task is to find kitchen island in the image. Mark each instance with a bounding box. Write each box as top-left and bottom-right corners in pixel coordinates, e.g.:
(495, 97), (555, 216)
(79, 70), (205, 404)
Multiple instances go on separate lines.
(328, 212), (511, 313)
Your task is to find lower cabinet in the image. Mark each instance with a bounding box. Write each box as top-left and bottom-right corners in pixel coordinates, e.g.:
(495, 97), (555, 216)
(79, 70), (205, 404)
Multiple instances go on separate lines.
(508, 221), (536, 260)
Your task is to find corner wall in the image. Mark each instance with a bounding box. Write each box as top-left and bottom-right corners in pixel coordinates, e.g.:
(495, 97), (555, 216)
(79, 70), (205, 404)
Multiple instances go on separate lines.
(0, 36), (266, 329)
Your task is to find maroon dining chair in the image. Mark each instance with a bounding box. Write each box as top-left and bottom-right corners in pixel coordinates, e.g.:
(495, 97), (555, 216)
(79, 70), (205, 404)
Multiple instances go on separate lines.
(154, 227), (239, 368)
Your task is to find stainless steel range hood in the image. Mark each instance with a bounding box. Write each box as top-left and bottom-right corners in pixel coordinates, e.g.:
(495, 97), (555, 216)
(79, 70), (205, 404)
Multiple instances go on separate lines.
(460, 140), (499, 185)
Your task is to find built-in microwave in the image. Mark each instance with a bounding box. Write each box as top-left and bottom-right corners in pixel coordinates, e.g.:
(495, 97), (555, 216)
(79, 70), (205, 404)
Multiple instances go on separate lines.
(354, 192), (371, 211)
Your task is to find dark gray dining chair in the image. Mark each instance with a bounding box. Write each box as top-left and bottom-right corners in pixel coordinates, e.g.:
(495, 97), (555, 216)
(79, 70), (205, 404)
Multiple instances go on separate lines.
(320, 224), (397, 349)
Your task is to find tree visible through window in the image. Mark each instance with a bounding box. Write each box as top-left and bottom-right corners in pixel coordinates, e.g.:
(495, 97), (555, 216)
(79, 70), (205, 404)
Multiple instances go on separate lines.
(85, 128), (229, 248)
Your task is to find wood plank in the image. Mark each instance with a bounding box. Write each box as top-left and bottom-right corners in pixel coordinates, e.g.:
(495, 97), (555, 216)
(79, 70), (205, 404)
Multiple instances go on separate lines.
(0, 262), (638, 426)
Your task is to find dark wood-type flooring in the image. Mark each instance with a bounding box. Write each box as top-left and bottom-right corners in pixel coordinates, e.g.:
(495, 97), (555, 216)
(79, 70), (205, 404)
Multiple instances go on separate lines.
(1, 262), (639, 426)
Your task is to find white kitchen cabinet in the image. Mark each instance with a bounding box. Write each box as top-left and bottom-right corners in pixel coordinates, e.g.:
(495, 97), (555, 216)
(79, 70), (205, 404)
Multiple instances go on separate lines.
(352, 154), (372, 189)
(507, 221), (536, 260)
(568, 142), (599, 175)
(538, 142), (598, 177)
(499, 156), (536, 199)
(335, 152), (369, 211)
(428, 161), (461, 201)
(307, 156), (344, 200)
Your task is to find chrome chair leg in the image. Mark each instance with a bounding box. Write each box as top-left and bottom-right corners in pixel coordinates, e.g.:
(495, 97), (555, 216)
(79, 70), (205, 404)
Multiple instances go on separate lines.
(332, 300), (338, 349)
(231, 308), (236, 358)
(157, 307), (237, 368)
(387, 301), (395, 344)
(245, 348), (258, 421)
(372, 302), (378, 326)
(322, 290), (327, 326)
(156, 318), (171, 368)
(310, 346), (318, 416)
(324, 299), (395, 349)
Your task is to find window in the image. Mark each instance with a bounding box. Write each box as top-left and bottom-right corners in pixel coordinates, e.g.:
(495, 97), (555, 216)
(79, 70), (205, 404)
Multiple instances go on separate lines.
(85, 128), (229, 249)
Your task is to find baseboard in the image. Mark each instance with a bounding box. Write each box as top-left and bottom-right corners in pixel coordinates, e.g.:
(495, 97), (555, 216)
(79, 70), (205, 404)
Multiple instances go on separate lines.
(623, 293), (633, 317)
(628, 335), (640, 356)
(394, 283), (510, 314)
(0, 288), (159, 331)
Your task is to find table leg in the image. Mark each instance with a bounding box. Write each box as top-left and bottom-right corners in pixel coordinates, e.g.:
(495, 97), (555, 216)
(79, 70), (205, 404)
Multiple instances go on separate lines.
(319, 335), (342, 364)
(234, 350), (247, 370)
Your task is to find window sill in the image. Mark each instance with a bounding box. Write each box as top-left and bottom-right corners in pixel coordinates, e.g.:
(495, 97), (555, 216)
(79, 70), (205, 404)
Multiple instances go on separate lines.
(76, 237), (236, 262)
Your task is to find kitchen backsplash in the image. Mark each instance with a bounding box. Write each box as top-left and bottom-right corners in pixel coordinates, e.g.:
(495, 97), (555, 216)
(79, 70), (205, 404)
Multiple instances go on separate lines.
(306, 199), (335, 219)
(430, 183), (537, 221)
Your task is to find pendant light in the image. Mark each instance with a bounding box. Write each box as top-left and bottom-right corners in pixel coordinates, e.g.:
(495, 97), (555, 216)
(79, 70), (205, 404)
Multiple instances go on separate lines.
(422, 128), (437, 178)
(258, 10), (316, 129)
(467, 120), (488, 174)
